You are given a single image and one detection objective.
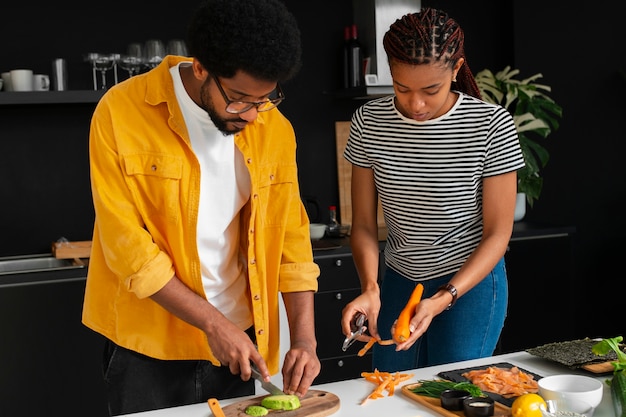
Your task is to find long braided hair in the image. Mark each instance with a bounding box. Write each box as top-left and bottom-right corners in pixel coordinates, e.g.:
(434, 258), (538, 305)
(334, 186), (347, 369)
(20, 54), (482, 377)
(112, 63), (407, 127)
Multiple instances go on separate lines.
(382, 8), (481, 99)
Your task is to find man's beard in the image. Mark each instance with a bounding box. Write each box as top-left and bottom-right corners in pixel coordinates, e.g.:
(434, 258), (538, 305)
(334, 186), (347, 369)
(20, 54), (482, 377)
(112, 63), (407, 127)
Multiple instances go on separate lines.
(200, 82), (246, 136)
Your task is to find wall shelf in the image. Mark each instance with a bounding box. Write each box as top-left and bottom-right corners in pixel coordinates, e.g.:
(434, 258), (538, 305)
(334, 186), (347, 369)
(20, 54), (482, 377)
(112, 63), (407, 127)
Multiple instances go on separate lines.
(0, 90), (104, 105)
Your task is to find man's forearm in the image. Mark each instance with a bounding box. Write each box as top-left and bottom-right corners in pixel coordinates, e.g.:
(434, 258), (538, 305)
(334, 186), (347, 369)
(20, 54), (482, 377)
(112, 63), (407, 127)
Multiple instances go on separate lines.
(281, 291), (317, 348)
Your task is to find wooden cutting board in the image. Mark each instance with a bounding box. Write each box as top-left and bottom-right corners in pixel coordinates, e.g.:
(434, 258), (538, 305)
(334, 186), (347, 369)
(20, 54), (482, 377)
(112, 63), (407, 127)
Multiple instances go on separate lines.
(581, 361), (615, 374)
(401, 383), (512, 417)
(335, 121), (387, 236)
(217, 390), (340, 417)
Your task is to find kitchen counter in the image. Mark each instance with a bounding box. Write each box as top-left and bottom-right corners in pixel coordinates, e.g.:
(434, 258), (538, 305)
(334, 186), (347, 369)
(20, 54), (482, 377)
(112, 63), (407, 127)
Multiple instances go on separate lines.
(119, 351), (615, 417)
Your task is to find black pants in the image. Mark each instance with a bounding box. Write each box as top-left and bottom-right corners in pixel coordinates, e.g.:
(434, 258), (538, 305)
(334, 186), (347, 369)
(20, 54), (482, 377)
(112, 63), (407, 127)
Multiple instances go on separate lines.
(102, 332), (255, 416)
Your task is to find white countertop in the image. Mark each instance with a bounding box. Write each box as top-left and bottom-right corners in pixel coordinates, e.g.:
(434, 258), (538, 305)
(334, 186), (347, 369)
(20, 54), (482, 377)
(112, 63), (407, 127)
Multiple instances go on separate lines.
(120, 351), (616, 417)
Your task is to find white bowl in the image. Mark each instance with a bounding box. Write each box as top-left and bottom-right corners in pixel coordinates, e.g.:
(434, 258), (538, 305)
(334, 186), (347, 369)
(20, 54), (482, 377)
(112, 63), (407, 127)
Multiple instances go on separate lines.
(309, 223), (327, 240)
(538, 374), (603, 413)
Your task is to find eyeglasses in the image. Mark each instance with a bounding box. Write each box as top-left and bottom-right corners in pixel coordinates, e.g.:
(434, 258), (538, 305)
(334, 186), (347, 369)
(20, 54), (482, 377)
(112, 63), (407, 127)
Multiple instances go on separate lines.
(211, 74), (284, 114)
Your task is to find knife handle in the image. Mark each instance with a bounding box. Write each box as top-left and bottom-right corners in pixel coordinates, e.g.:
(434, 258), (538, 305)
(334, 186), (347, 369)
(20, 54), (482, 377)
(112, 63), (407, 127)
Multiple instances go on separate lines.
(208, 398), (226, 417)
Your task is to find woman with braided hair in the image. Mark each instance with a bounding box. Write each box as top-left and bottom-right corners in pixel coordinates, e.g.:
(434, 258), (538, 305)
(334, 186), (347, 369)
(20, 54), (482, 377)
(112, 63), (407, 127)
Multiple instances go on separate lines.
(340, 8), (525, 371)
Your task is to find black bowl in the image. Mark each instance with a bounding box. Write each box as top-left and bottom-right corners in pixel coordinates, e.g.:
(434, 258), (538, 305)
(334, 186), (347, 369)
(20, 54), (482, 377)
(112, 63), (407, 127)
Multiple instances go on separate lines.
(440, 389), (471, 411)
(463, 396), (495, 417)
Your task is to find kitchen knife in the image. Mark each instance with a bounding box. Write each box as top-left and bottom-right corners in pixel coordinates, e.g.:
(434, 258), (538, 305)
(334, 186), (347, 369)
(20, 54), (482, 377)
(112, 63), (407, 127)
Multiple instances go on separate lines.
(250, 365), (285, 395)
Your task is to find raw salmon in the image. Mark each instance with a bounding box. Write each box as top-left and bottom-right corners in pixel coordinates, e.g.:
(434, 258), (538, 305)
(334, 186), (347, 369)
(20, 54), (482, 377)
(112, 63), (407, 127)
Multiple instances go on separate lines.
(461, 366), (539, 398)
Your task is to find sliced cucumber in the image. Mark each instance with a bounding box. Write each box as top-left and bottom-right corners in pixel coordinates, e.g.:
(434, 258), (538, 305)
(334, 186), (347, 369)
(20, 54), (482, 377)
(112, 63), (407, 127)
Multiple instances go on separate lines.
(244, 405), (269, 416)
(261, 394), (301, 410)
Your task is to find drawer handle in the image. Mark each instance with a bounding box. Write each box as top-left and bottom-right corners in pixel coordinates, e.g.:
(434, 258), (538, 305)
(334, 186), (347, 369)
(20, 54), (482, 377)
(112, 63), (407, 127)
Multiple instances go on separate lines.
(335, 292), (342, 300)
(337, 360), (344, 367)
(335, 259), (342, 267)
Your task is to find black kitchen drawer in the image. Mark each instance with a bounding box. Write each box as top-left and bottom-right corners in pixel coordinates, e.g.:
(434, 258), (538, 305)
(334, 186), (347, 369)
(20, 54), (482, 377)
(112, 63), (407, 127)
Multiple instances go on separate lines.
(315, 353), (373, 384)
(314, 288), (363, 358)
(315, 254), (359, 292)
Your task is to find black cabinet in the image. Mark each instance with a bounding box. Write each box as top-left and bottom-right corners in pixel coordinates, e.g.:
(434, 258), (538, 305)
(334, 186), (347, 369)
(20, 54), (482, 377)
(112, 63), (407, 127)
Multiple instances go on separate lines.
(0, 274), (108, 417)
(312, 246), (373, 384)
(497, 222), (577, 353)
(311, 241), (387, 384)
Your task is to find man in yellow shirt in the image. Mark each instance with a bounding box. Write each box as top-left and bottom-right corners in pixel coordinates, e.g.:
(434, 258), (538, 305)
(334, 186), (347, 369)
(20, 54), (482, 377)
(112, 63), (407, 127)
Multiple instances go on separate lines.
(82, 0), (320, 414)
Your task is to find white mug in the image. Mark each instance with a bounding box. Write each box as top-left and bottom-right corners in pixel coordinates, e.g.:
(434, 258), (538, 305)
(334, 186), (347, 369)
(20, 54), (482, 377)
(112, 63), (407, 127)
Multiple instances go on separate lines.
(33, 74), (50, 91)
(10, 69), (33, 92)
(1, 72), (13, 91)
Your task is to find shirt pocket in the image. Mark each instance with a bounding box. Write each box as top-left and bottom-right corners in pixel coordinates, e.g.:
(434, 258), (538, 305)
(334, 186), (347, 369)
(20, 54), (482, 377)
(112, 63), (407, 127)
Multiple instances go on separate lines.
(122, 153), (183, 225)
(256, 164), (297, 227)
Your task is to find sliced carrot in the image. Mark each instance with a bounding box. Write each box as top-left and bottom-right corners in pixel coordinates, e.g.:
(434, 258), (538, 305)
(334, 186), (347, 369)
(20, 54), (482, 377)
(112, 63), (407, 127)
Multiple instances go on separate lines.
(361, 369), (414, 405)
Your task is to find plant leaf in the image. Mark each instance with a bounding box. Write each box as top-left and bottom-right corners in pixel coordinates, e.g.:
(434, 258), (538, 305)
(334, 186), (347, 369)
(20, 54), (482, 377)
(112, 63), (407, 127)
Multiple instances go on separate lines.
(474, 66), (562, 203)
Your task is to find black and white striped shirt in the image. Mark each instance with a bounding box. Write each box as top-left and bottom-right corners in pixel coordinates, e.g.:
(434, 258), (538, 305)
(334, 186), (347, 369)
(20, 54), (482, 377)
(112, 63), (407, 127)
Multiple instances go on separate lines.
(344, 93), (525, 280)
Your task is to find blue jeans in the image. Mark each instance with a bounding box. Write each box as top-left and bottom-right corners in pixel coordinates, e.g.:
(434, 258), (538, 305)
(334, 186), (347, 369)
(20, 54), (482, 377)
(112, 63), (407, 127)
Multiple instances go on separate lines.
(372, 257), (508, 372)
(103, 335), (255, 416)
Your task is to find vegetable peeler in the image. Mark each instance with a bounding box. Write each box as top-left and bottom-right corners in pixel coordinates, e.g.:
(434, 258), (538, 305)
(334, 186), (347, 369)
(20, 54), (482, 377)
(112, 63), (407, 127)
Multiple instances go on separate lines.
(342, 312), (367, 351)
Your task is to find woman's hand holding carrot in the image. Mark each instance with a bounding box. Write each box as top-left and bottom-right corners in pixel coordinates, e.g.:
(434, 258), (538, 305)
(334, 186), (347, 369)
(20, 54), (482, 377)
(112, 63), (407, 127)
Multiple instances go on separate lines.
(393, 283), (424, 343)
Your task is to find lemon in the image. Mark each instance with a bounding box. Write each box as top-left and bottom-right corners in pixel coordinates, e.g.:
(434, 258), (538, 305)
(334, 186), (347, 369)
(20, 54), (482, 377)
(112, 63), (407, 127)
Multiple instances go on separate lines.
(511, 393), (547, 417)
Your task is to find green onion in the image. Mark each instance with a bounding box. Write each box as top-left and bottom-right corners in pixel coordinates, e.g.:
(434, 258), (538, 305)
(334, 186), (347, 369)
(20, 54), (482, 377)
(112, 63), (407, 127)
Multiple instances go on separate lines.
(410, 379), (484, 398)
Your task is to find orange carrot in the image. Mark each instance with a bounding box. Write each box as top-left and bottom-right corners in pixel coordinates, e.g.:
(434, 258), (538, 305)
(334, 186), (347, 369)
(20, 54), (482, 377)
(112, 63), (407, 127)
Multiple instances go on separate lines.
(393, 283), (424, 343)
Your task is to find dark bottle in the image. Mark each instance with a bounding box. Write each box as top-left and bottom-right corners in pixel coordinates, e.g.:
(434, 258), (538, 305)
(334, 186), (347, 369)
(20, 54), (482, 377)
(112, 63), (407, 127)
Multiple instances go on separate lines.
(345, 24), (363, 88)
(341, 26), (351, 89)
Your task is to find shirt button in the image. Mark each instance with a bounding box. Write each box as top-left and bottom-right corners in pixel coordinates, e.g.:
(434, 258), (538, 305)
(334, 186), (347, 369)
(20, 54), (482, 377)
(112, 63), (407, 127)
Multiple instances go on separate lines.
(253, 294), (260, 300)
(250, 258), (256, 265)
(257, 329), (264, 336)
(247, 158), (252, 164)
(269, 174), (275, 180)
(151, 165), (157, 171)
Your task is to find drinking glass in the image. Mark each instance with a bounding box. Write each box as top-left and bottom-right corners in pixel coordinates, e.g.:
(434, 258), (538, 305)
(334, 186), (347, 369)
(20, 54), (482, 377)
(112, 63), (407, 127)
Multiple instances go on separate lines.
(127, 42), (143, 58)
(93, 54), (116, 90)
(119, 55), (144, 78)
(144, 39), (165, 69)
(118, 43), (144, 79)
(167, 39), (188, 56)
(84, 53), (116, 90)
(110, 53), (120, 85)
(83, 53), (100, 90)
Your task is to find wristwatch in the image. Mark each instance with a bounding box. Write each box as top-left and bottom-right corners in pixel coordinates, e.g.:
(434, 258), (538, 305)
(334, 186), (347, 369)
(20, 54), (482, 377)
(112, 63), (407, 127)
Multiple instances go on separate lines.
(438, 283), (458, 310)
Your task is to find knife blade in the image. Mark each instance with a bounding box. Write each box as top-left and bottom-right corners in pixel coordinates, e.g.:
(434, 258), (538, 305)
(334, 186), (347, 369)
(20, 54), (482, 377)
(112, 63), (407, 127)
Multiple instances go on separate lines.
(250, 365), (285, 395)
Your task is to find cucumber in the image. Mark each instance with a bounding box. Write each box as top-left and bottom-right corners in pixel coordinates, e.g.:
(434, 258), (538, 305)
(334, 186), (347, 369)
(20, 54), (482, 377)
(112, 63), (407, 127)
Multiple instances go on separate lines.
(244, 405), (269, 416)
(612, 370), (626, 417)
(261, 394), (301, 410)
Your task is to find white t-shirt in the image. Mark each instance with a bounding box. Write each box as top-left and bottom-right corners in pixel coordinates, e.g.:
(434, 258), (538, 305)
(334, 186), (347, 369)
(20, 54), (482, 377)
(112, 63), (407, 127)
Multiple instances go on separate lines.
(171, 63), (253, 330)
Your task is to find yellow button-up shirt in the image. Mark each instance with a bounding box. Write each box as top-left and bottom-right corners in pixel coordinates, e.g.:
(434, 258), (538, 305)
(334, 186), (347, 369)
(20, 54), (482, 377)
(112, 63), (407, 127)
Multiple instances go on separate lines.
(82, 56), (319, 372)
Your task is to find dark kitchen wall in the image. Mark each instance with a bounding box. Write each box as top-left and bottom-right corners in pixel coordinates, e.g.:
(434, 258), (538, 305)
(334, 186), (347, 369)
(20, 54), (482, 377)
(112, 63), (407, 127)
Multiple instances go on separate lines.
(0, 0), (510, 256)
(0, 1), (354, 256)
(424, 0), (625, 340)
(509, 1), (625, 339)
(1, 0), (623, 340)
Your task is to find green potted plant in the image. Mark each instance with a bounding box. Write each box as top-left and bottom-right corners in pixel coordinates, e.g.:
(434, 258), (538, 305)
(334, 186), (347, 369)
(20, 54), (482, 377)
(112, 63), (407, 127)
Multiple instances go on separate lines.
(474, 66), (563, 208)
